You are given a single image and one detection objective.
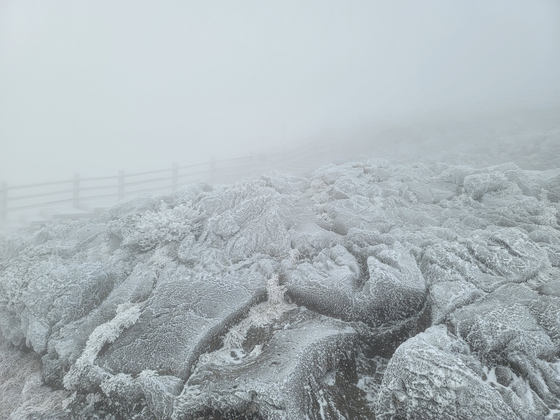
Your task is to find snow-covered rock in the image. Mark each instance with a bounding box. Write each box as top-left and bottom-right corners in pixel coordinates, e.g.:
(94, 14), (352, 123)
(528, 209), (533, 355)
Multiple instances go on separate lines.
(375, 325), (519, 419)
(1, 154), (560, 419)
(173, 307), (359, 420)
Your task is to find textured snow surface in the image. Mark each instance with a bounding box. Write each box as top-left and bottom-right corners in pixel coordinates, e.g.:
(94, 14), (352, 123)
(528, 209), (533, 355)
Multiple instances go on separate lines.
(2, 146), (560, 418)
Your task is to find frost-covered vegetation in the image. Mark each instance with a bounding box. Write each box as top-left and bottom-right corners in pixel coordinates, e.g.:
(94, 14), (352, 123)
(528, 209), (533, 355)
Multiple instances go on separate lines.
(1, 129), (560, 419)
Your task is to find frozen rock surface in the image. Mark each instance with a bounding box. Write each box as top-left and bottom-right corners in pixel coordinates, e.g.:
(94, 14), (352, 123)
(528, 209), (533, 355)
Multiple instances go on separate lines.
(1, 151), (560, 419)
(173, 307), (360, 420)
(376, 325), (519, 419)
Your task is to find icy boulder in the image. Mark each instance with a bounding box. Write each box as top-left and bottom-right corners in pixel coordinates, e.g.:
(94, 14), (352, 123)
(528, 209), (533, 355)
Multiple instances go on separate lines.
(97, 370), (183, 420)
(463, 228), (552, 287)
(539, 276), (560, 297)
(289, 222), (343, 259)
(375, 325), (519, 419)
(44, 259), (158, 369)
(463, 171), (509, 200)
(320, 195), (395, 235)
(477, 193), (559, 228)
(285, 242), (428, 333)
(261, 171), (308, 194)
(284, 241), (429, 358)
(284, 245), (359, 321)
(0, 221), (116, 354)
(172, 307), (361, 420)
(451, 284), (560, 408)
(198, 188), (292, 262)
(311, 162), (366, 186)
(502, 164), (542, 197)
(94, 266), (267, 380)
(421, 227), (552, 292)
(429, 280), (483, 324)
(358, 242), (427, 325)
(225, 202), (291, 262)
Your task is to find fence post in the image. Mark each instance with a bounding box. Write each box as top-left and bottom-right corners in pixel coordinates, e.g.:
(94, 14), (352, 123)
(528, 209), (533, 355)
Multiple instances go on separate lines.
(0, 182), (7, 222)
(118, 171), (125, 201)
(172, 163), (178, 192)
(73, 173), (80, 209)
(210, 157), (216, 183)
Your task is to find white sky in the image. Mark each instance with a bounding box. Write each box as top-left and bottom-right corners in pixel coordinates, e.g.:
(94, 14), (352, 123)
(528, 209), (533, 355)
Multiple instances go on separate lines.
(1, 0), (559, 185)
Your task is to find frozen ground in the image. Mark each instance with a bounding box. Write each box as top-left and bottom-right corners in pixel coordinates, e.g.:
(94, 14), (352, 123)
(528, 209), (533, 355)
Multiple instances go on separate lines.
(1, 127), (560, 419)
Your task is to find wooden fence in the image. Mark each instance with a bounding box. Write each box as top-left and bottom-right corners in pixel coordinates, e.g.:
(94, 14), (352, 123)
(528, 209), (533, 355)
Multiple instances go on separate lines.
(0, 139), (341, 224)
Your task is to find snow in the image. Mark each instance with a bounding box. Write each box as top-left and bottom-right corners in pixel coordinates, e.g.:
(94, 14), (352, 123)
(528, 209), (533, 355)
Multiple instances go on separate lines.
(1, 130), (560, 418)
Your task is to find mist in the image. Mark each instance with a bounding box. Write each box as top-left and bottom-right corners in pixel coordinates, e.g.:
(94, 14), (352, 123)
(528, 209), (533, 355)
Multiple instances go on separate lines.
(3, 2), (560, 417)
(1, 0), (559, 185)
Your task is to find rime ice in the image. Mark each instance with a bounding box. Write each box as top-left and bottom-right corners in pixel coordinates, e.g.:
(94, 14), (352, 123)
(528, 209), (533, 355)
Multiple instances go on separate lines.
(1, 154), (560, 419)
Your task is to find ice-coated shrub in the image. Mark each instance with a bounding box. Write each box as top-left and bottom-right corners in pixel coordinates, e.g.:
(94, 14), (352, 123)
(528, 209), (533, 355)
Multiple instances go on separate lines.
(109, 201), (202, 251)
(63, 302), (142, 391)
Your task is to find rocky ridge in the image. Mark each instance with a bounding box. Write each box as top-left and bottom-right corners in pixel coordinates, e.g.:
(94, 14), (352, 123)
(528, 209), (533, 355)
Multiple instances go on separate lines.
(1, 139), (560, 418)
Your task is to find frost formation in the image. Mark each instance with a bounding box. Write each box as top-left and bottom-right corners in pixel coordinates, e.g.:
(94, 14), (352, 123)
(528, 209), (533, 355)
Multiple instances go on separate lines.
(1, 134), (560, 419)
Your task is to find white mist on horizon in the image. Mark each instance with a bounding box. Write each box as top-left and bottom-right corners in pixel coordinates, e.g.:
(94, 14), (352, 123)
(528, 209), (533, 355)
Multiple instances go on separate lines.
(0, 0), (559, 185)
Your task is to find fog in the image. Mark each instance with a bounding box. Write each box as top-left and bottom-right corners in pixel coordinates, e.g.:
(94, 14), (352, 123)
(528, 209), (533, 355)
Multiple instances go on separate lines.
(1, 0), (559, 185)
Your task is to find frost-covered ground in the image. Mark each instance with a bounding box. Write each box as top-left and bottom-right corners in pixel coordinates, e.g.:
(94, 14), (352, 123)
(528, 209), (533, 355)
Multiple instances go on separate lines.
(1, 127), (560, 419)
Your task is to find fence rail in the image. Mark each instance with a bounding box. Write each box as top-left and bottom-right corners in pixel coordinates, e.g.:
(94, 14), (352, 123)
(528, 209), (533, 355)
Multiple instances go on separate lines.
(0, 138), (343, 223)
